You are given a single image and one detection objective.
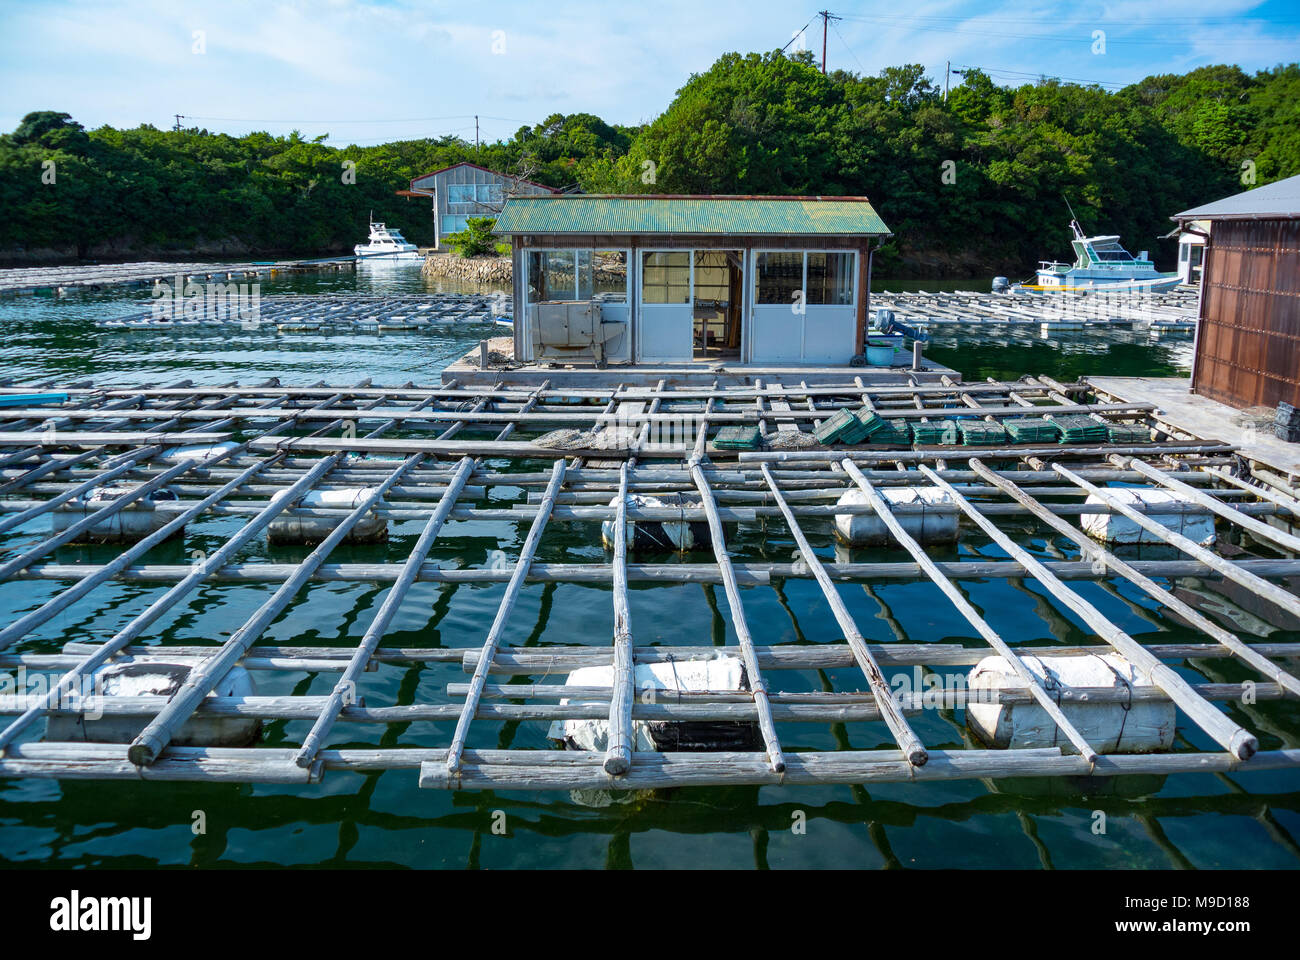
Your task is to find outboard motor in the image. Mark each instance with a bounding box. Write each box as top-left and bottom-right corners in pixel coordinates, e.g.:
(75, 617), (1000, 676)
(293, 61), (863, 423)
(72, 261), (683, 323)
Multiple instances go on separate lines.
(992, 276), (1010, 294)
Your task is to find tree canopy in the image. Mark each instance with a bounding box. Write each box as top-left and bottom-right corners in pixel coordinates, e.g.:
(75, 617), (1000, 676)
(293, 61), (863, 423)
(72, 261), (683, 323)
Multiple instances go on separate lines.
(2, 51), (1295, 271)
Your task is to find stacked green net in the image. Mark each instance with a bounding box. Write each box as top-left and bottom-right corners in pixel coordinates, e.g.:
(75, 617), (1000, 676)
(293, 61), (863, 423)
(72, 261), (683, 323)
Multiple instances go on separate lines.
(868, 419), (912, 444)
(1004, 417), (1061, 444)
(1052, 414), (1110, 443)
(852, 408), (889, 439)
(912, 419), (959, 445)
(814, 407), (872, 445)
(958, 420), (1009, 446)
(713, 425), (761, 450)
(1105, 421), (1152, 443)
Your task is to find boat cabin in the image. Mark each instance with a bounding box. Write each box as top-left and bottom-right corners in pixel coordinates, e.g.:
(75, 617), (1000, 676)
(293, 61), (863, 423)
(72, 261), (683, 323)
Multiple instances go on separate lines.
(493, 195), (890, 367)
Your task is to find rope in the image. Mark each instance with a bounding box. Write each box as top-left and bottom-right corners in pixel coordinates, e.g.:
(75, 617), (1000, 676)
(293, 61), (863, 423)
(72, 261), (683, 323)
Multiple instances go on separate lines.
(1090, 652), (1134, 753)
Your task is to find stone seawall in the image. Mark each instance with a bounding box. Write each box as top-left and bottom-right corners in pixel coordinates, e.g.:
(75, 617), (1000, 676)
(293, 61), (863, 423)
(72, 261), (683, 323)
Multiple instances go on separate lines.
(422, 253), (513, 284)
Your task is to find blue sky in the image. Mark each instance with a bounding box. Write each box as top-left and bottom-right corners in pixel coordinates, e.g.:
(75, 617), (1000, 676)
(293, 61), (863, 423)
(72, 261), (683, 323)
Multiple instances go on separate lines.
(1, 0), (1297, 144)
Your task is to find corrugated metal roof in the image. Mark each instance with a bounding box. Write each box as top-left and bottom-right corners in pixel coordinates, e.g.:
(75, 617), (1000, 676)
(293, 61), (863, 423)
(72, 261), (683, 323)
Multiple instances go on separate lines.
(493, 195), (891, 236)
(1174, 174), (1300, 221)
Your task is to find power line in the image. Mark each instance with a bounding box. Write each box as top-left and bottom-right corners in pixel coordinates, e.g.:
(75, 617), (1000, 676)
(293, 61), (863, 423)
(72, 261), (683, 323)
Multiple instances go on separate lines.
(781, 15), (817, 54)
(837, 12), (1300, 47)
(831, 19), (867, 75)
(836, 11), (1300, 27)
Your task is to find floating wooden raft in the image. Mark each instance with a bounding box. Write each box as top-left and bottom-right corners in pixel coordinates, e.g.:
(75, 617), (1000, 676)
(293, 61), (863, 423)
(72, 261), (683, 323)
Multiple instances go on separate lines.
(0, 374), (1296, 791)
(96, 293), (507, 330)
(873, 289), (1199, 331)
(0, 257), (358, 296)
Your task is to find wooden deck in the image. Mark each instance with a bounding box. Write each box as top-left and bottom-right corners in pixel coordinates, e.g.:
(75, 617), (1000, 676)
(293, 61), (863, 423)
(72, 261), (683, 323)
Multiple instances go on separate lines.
(443, 338), (958, 388)
(1088, 376), (1300, 480)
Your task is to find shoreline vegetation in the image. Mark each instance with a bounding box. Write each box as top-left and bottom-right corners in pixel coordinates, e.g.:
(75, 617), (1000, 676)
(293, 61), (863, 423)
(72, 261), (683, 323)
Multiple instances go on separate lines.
(2, 51), (1296, 273)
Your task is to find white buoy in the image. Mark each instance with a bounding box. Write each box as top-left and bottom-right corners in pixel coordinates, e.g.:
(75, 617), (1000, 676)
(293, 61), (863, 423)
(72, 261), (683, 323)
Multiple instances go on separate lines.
(266, 487), (387, 544)
(547, 655), (761, 752)
(834, 485), (958, 546)
(1081, 488), (1215, 546)
(159, 441), (240, 463)
(966, 654), (1175, 753)
(600, 492), (709, 553)
(50, 484), (181, 543)
(45, 660), (260, 747)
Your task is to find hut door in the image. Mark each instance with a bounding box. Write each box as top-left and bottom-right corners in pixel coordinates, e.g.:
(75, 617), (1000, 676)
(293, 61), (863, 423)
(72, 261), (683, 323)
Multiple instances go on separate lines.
(638, 251), (692, 362)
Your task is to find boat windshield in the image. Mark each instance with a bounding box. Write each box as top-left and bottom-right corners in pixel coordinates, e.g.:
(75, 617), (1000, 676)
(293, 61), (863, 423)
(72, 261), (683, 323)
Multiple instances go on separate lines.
(1090, 240), (1134, 262)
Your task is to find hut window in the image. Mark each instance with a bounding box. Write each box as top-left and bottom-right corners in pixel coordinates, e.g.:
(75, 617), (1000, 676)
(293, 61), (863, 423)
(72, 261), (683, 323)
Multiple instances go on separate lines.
(476, 183), (503, 204)
(527, 251), (576, 302)
(755, 252), (804, 305)
(594, 251), (628, 302)
(641, 252), (690, 304)
(806, 252), (854, 305)
(447, 184), (475, 205)
(576, 250), (594, 300)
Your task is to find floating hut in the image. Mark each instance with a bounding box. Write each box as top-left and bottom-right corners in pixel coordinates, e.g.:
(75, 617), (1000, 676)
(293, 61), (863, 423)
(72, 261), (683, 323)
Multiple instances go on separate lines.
(490, 194), (898, 377)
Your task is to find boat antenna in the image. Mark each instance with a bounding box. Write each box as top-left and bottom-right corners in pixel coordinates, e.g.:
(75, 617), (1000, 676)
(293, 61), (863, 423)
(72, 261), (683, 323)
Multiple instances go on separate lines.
(1063, 195), (1085, 239)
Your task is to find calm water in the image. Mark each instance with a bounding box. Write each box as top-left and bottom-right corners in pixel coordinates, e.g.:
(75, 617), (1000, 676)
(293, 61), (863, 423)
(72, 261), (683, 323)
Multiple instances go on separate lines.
(0, 265), (1294, 870)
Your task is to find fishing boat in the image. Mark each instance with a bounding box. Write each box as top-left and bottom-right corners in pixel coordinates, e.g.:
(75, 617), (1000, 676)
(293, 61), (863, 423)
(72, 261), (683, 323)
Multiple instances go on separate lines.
(1020, 220), (1180, 293)
(353, 220), (422, 261)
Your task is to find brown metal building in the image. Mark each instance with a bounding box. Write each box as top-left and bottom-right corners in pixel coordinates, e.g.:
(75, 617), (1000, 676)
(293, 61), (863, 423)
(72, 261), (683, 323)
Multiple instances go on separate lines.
(1174, 174), (1300, 410)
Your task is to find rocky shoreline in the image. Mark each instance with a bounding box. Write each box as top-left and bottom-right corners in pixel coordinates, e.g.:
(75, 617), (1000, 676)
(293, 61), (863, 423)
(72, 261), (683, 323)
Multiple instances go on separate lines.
(421, 253), (513, 284)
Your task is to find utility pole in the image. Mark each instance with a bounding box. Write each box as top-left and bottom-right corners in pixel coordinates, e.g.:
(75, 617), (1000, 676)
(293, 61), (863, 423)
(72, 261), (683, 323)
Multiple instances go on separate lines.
(945, 61), (950, 101)
(817, 10), (840, 74)
(475, 115), (479, 154)
(173, 114), (183, 132)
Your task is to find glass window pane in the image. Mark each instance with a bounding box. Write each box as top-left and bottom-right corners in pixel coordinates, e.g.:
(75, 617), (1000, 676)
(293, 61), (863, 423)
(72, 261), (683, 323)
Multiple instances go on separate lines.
(576, 250), (593, 301)
(527, 250), (576, 302)
(641, 252), (689, 304)
(441, 216), (460, 234)
(594, 250), (628, 302)
(755, 252), (803, 305)
(805, 252), (855, 305)
(447, 184), (474, 204)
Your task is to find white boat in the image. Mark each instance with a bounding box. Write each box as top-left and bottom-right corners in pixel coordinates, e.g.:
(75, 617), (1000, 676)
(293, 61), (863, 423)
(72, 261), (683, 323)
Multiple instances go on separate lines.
(1024, 220), (1180, 293)
(353, 221), (422, 262)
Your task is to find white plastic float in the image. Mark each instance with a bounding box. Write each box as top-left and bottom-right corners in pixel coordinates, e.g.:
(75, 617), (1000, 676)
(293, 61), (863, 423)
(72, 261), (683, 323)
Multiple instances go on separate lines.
(966, 653), (1175, 753)
(50, 484), (182, 543)
(45, 660), (260, 747)
(547, 655), (761, 752)
(600, 492), (709, 553)
(834, 485), (959, 546)
(1080, 488), (1215, 546)
(159, 441), (240, 464)
(266, 486), (387, 544)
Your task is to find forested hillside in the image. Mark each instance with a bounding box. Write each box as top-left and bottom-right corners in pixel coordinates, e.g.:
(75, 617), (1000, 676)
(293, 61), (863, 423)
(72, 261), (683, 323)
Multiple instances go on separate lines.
(2, 49), (1296, 272)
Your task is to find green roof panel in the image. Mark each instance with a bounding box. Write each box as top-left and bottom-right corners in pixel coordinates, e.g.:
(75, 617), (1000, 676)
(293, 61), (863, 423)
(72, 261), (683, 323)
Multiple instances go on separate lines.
(493, 195), (891, 237)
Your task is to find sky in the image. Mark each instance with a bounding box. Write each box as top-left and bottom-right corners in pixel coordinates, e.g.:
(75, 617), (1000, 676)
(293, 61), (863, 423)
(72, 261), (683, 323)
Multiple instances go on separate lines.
(1, 0), (1298, 145)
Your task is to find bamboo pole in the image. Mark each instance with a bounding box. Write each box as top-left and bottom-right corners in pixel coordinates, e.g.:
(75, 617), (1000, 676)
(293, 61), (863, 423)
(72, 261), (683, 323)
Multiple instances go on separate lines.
(841, 459), (1099, 761)
(1054, 463), (1300, 627)
(125, 389), (424, 766)
(922, 463), (1261, 759)
(445, 458), (568, 776)
(604, 463), (634, 775)
(689, 462), (786, 774)
(967, 458), (1290, 747)
(1125, 457), (1300, 555)
(760, 463), (927, 765)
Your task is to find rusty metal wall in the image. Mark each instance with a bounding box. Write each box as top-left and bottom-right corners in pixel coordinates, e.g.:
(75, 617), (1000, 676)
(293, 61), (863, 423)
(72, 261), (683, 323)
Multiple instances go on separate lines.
(1194, 218), (1300, 410)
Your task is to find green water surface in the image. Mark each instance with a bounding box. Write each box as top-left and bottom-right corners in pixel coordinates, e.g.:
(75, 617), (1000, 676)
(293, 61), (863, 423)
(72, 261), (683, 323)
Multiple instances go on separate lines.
(0, 266), (1293, 870)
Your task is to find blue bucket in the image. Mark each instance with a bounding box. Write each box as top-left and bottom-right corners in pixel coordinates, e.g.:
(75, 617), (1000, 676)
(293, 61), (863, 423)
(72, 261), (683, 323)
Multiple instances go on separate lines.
(865, 342), (896, 366)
